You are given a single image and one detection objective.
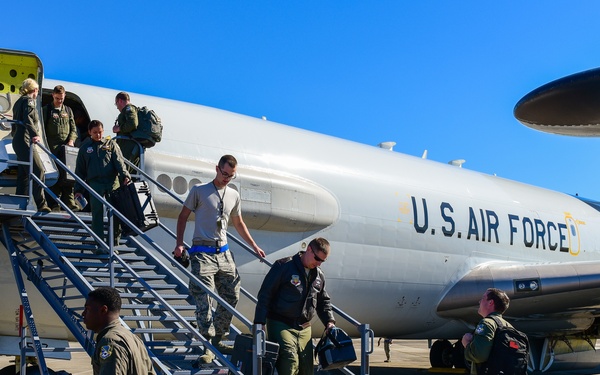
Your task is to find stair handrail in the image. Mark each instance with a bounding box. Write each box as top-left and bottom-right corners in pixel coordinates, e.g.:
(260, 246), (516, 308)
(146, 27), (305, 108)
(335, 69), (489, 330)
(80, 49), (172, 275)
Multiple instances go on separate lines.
(123, 158), (375, 375)
(30, 144), (373, 375)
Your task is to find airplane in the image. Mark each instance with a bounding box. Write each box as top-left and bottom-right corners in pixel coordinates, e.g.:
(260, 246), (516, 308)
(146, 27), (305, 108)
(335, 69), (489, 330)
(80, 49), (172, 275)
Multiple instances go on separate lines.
(2, 48), (600, 374)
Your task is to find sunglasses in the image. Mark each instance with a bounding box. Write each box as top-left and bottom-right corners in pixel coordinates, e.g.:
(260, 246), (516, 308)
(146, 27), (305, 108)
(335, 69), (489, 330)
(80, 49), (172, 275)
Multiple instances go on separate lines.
(310, 246), (326, 262)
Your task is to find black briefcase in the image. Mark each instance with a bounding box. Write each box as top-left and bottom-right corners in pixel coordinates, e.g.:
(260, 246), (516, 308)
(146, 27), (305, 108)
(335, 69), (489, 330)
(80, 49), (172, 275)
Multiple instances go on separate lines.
(230, 334), (278, 375)
(314, 327), (357, 371)
(109, 181), (159, 235)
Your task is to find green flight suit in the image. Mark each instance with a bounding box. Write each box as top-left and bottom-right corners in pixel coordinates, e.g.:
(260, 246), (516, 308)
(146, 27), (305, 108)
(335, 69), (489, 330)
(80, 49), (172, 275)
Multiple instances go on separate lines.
(115, 103), (140, 173)
(92, 319), (155, 375)
(43, 103), (78, 209)
(75, 137), (130, 246)
(12, 95), (48, 210)
(464, 312), (508, 375)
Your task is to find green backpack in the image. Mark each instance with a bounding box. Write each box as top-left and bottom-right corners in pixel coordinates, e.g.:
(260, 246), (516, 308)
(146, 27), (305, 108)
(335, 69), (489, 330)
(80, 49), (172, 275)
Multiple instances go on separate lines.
(131, 106), (162, 148)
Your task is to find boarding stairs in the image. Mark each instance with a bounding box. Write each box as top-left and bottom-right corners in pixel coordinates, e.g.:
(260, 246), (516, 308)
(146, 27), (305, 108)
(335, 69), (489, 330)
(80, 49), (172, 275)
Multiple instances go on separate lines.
(0, 142), (374, 375)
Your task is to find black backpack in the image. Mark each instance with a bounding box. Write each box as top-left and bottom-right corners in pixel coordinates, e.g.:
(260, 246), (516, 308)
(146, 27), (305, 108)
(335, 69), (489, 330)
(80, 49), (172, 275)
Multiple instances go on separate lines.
(131, 106), (162, 148)
(478, 315), (529, 375)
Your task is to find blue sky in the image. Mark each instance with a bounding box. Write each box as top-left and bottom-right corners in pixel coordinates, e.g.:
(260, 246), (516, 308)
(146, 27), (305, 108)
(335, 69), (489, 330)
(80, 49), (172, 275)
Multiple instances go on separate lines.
(6, 2), (600, 198)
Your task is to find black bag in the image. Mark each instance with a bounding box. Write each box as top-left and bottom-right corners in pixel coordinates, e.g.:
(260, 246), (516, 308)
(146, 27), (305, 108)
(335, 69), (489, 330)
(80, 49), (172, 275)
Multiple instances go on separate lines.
(478, 316), (529, 375)
(314, 327), (357, 371)
(109, 181), (159, 235)
(230, 334), (279, 375)
(131, 106), (162, 148)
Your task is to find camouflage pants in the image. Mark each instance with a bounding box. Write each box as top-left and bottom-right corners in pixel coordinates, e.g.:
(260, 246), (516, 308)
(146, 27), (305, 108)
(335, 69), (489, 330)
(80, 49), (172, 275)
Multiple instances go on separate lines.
(189, 250), (240, 338)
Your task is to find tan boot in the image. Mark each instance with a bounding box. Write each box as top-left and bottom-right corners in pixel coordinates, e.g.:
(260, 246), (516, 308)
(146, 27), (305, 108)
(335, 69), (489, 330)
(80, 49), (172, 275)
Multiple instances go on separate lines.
(211, 336), (234, 354)
(198, 350), (215, 364)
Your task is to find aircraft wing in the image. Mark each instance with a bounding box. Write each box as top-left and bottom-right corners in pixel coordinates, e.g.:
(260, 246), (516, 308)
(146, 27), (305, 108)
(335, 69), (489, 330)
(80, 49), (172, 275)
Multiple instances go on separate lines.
(437, 260), (600, 336)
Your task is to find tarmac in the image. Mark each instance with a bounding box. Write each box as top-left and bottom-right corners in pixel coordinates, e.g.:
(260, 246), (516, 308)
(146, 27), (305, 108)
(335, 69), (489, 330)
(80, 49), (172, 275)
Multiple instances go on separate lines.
(0, 339), (465, 375)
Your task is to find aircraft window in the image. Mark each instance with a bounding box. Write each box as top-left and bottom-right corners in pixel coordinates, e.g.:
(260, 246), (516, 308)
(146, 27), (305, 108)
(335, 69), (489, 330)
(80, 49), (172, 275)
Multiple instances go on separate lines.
(157, 174), (172, 191)
(173, 176), (188, 195)
(575, 196), (600, 213)
(189, 178), (201, 190)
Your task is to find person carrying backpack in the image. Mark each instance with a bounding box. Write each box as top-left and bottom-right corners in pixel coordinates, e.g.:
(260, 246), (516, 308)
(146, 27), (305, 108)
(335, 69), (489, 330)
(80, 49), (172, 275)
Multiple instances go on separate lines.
(461, 288), (529, 375)
(112, 91), (139, 173)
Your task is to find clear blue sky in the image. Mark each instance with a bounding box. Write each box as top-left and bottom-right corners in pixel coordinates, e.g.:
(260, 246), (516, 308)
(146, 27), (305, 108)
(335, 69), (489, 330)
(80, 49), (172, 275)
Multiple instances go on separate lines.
(6, 2), (600, 198)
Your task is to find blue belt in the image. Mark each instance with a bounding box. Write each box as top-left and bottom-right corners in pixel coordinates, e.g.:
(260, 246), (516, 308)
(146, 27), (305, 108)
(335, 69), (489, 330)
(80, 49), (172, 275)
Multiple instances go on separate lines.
(188, 244), (229, 254)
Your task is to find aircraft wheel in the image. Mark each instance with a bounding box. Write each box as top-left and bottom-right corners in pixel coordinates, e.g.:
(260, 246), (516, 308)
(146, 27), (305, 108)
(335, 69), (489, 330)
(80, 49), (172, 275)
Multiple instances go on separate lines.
(430, 339), (454, 368)
(452, 340), (468, 368)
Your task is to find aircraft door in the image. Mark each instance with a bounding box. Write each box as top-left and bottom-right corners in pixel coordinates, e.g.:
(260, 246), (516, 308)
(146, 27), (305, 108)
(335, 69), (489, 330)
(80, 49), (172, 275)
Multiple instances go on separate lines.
(0, 49), (58, 190)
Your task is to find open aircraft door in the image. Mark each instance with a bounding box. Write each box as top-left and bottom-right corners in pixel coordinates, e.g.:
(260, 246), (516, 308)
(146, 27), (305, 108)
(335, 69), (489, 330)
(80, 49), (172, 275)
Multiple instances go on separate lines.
(0, 49), (58, 190)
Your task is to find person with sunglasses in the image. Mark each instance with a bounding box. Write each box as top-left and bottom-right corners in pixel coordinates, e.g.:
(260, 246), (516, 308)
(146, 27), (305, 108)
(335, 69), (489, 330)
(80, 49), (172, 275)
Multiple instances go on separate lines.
(174, 154), (265, 364)
(254, 237), (336, 375)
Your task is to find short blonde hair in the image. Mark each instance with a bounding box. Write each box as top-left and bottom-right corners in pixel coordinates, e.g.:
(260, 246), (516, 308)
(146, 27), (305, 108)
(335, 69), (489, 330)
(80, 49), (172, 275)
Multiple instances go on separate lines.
(19, 78), (39, 95)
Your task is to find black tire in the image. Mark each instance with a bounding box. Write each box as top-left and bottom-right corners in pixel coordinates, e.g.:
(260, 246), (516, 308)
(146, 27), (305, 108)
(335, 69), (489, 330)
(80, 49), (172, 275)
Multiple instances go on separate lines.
(430, 339), (454, 368)
(452, 340), (468, 369)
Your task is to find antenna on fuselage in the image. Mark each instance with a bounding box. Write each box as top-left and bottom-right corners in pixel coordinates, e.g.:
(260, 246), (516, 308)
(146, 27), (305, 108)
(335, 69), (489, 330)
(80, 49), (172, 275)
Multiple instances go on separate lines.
(448, 159), (466, 167)
(377, 141), (396, 151)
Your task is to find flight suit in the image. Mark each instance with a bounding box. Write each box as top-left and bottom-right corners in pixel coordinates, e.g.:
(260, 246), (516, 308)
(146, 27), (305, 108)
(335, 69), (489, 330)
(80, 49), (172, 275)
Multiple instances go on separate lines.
(92, 319), (155, 375)
(43, 104), (78, 210)
(254, 252), (335, 375)
(75, 137), (130, 246)
(115, 103), (140, 173)
(12, 95), (48, 210)
(464, 312), (507, 375)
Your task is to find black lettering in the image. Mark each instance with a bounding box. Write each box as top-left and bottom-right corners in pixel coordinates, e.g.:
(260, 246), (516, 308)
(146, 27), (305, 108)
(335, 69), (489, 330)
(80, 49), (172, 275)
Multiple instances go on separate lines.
(534, 219), (546, 249)
(441, 202), (455, 237)
(522, 217), (534, 248)
(558, 223), (568, 252)
(508, 214), (519, 246)
(411, 196), (428, 234)
(479, 209), (486, 242)
(467, 207), (479, 241)
(486, 210), (499, 243)
(547, 222), (557, 250)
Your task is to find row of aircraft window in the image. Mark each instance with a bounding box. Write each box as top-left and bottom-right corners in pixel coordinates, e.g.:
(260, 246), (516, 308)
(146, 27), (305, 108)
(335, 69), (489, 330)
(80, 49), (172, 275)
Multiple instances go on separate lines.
(155, 174), (239, 196)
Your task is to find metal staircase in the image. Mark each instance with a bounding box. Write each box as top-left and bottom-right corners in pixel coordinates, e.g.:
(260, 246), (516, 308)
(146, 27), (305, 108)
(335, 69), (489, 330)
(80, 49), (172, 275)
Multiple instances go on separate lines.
(1, 210), (241, 374)
(0, 142), (374, 375)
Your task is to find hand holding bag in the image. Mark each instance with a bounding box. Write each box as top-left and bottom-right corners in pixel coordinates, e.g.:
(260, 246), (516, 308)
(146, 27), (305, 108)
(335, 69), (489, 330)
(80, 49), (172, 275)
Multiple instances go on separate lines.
(314, 327), (357, 370)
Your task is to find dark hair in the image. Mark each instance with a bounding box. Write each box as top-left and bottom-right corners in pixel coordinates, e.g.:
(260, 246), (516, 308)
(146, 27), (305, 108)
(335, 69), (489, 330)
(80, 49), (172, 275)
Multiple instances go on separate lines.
(88, 287), (122, 312)
(88, 119), (104, 132)
(218, 154), (238, 169)
(309, 237), (330, 256)
(53, 85), (65, 94)
(486, 288), (510, 313)
(115, 91), (130, 102)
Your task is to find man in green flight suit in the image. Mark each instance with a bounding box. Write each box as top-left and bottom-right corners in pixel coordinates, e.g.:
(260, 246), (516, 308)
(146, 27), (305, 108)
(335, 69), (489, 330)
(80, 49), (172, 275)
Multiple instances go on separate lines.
(43, 85), (78, 211)
(83, 286), (156, 375)
(461, 288), (512, 375)
(74, 120), (130, 249)
(112, 91), (140, 174)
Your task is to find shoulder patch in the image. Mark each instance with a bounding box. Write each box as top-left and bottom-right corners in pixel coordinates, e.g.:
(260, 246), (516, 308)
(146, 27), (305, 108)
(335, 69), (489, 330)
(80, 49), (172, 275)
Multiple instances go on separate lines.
(100, 344), (113, 360)
(290, 275), (301, 286)
(86, 146), (94, 153)
(475, 323), (486, 335)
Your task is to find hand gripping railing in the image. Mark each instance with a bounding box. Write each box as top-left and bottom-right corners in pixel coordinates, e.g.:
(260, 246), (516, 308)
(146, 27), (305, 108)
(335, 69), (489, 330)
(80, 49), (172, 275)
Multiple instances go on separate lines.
(25, 141), (373, 375)
(124, 159), (375, 375)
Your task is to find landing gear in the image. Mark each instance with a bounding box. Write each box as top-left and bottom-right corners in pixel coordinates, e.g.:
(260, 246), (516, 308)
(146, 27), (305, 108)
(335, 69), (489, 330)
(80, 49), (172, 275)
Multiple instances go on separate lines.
(429, 339), (467, 369)
(430, 339), (453, 368)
